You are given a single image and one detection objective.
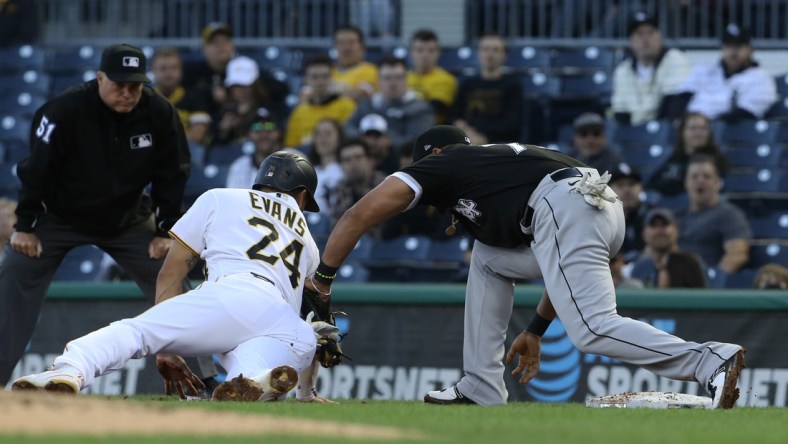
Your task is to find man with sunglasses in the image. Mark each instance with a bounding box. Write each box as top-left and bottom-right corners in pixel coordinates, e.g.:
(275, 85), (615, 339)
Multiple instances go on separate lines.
(226, 109), (299, 189)
(568, 112), (623, 175)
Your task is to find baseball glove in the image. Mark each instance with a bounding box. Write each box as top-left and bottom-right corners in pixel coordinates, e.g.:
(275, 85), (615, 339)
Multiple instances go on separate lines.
(301, 287), (349, 368)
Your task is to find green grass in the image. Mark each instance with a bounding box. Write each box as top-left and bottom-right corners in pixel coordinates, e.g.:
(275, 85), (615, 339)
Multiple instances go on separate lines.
(3, 398), (787, 444)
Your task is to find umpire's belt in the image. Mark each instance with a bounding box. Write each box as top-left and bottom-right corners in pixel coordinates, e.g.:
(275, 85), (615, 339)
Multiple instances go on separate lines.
(549, 167), (583, 182)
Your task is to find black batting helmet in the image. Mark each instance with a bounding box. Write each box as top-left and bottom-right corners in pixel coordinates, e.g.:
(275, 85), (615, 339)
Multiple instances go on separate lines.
(253, 151), (320, 212)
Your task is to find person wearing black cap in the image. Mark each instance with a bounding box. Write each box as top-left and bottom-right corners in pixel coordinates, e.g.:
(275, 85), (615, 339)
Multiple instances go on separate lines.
(611, 12), (690, 125)
(568, 112), (623, 175)
(0, 43), (194, 387)
(672, 23), (777, 121)
(307, 124), (745, 409)
(608, 162), (650, 262)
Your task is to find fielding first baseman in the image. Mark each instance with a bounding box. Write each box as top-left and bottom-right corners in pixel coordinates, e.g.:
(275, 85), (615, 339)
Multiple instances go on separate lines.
(307, 125), (745, 409)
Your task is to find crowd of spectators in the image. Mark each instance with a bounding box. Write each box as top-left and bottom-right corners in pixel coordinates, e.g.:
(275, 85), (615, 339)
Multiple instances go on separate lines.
(1, 12), (786, 288)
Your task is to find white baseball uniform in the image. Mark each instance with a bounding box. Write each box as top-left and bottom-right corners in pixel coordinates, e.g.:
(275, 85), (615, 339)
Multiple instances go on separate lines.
(50, 188), (320, 389)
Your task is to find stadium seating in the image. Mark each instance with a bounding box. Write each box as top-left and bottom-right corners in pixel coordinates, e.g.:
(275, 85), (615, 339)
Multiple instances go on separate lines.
(723, 144), (783, 168)
(0, 161), (20, 198)
(748, 212), (788, 239)
(620, 144), (672, 182)
(0, 140), (27, 164)
(774, 74), (788, 98)
(364, 235), (432, 282)
(241, 46), (301, 71)
(559, 71), (612, 99)
(609, 120), (673, 150)
(346, 235), (374, 262)
(53, 245), (105, 281)
(416, 236), (472, 282)
(748, 241), (788, 269)
(0, 116), (30, 145)
(714, 120), (780, 148)
(0, 92), (46, 119)
(507, 45), (552, 71)
(0, 70), (51, 98)
(49, 71), (95, 97)
(47, 45), (103, 73)
(334, 261), (369, 283)
(438, 46), (479, 76)
(551, 46), (616, 72)
(521, 72), (561, 99)
(724, 267), (758, 289)
(204, 142), (252, 166)
(184, 164), (230, 203)
(724, 169), (781, 193)
(305, 211), (331, 240)
(0, 45), (47, 73)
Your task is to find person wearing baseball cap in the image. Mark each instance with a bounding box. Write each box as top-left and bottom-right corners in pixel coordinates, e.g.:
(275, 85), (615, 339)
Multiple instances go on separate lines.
(412, 124), (470, 163)
(0, 41), (206, 388)
(612, 11), (690, 125)
(307, 124), (745, 409)
(673, 22), (777, 121)
(608, 162), (648, 262)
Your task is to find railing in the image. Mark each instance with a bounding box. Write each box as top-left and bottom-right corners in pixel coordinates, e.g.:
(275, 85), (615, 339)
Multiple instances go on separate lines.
(34, 0), (788, 48)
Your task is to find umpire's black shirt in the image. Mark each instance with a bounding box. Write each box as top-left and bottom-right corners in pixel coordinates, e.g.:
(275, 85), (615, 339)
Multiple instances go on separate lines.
(16, 80), (191, 236)
(394, 143), (585, 248)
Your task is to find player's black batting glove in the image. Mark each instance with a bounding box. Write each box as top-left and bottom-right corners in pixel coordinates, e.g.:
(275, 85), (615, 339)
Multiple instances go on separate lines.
(301, 287), (350, 367)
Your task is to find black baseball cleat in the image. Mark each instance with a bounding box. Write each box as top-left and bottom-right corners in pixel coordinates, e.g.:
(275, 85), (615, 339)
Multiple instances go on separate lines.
(707, 348), (746, 409)
(424, 386), (477, 405)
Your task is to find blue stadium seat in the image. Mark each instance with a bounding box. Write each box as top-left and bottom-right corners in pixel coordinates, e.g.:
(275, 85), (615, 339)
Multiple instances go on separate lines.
(653, 192), (688, 212)
(748, 241), (788, 269)
(723, 145), (783, 168)
(507, 46), (552, 71)
(706, 267), (727, 289)
(724, 268), (758, 289)
(610, 120), (674, 150)
(417, 237), (472, 282)
(241, 46), (300, 71)
(765, 96), (788, 121)
(185, 164), (229, 200)
(0, 140), (27, 163)
(0, 70), (51, 97)
(0, 45), (47, 73)
(620, 144), (672, 182)
(49, 71), (95, 97)
(559, 71), (612, 100)
(205, 142), (250, 166)
(53, 245), (105, 281)
(305, 211), (331, 240)
(714, 120), (780, 148)
(552, 46), (616, 72)
(334, 261), (369, 283)
(0, 162), (20, 196)
(748, 212), (788, 239)
(438, 46), (479, 76)
(521, 72), (561, 98)
(724, 169), (781, 193)
(346, 235), (374, 262)
(47, 45), (103, 73)
(364, 235), (432, 282)
(0, 116), (30, 144)
(774, 74), (788, 98)
(0, 92), (46, 118)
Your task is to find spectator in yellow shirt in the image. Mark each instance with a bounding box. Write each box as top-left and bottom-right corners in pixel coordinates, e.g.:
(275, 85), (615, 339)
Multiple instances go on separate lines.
(284, 55), (357, 148)
(407, 29), (458, 124)
(332, 25), (378, 102)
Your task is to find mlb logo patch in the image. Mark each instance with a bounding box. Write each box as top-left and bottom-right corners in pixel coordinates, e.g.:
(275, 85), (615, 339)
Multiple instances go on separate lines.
(123, 56), (140, 68)
(130, 134), (153, 149)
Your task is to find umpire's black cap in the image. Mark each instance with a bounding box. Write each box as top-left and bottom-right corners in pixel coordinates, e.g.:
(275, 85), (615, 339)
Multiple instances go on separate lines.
(100, 44), (151, 83)
(413, 125), (470, 163)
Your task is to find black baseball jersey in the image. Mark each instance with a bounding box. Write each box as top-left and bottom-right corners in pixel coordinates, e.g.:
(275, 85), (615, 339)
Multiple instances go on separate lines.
(16, 80), (191, 236)
(396, 143), (586, 248)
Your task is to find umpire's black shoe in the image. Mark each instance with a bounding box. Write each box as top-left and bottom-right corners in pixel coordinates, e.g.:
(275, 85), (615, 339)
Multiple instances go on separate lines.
(424, 386), (477, 405)
(707, 348), (746, 409)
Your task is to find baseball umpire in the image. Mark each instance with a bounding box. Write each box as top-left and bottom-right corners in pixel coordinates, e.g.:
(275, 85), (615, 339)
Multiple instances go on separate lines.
(308, 125), (745, 409)
(0, 44), (195, 386)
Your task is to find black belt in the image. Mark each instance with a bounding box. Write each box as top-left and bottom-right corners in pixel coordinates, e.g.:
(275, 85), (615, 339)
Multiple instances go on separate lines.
(550, 167), (583, 182)
(250, 272), (275, 286)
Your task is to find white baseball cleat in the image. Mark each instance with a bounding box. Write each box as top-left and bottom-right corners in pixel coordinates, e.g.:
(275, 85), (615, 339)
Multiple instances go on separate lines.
(707, 348), (746, 409)
(11, 367), (84, 394)
(424, 386), (476, 405)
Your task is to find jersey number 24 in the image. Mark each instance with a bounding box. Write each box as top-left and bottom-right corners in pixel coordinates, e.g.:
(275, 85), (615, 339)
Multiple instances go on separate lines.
(245, 216), (304, 289)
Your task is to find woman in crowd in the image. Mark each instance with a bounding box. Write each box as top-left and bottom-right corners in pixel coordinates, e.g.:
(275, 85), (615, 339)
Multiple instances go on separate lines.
(306, 118), (346, 216)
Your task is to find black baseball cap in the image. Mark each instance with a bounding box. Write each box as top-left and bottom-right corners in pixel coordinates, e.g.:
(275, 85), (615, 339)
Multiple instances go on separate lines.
(722, 23), (752, 46)
(412, 125), (470, 163)
(100, 44), (151, 83)
(202, 22), (233, 44)
(609, 162), (642, 184)
(628, 12), (658, 36)
(645, 208), (676, 226)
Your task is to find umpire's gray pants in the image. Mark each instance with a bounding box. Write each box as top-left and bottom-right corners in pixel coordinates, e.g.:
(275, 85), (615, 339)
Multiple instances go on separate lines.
(456, 168), (741, 405)
(0, 214), (215, 386)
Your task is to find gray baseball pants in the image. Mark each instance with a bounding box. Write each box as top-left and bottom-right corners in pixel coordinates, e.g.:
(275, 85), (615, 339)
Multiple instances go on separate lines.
(456, 168), (741, 405)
